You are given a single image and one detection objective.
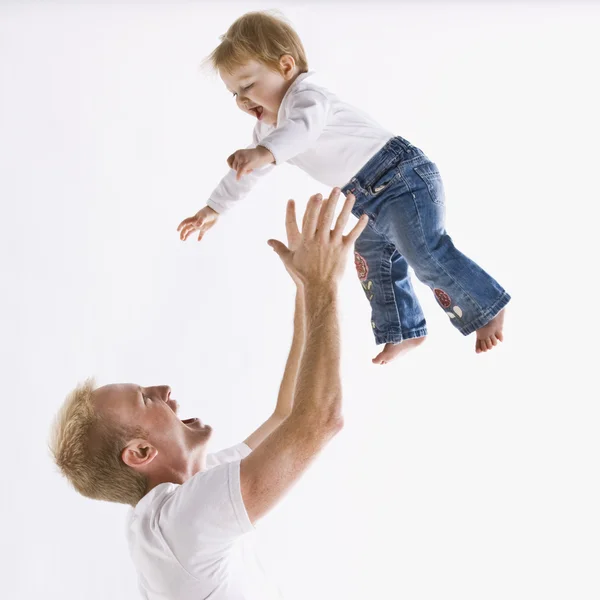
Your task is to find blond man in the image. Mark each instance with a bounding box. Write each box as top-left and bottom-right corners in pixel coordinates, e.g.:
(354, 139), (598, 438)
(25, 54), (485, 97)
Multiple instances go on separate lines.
(51, 189), (368, 600)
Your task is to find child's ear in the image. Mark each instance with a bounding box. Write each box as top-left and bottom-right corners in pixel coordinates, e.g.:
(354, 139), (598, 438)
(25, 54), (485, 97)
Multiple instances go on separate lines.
(280, 54), (296, 80)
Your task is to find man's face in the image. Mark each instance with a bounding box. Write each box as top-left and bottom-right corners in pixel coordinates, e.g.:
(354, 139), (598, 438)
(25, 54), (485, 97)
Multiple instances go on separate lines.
(92, 383), (212, 472)
(220, 59), (292, 126)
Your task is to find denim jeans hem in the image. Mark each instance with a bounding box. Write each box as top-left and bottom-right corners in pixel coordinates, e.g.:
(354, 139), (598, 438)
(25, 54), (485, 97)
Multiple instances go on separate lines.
(457, 292), (511, 336)
(374, 326), (428, 345)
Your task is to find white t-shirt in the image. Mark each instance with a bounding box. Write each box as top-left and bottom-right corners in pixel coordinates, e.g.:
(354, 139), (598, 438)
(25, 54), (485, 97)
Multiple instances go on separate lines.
(127, 443), (283, 600)
(207, 71), (393, 214)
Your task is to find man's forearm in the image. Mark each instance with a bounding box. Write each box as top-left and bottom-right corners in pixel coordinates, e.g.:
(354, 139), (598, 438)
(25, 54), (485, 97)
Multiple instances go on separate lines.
(291, 285), (342, 427)
(273, 290), (306, 418)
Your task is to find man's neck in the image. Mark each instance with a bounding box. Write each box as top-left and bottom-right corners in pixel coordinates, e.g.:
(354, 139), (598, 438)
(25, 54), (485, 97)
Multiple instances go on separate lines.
(144, 453), (207, 494)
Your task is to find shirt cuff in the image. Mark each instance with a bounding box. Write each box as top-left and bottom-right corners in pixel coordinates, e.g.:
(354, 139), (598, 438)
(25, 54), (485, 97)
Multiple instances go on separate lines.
(207, 198), (227, 215)
(256, 140), (281, 166)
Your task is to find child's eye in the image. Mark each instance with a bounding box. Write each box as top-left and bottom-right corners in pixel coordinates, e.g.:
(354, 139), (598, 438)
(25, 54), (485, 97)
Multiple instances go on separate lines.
(242, 83), (254, 92)
(232, 92), (237, 98)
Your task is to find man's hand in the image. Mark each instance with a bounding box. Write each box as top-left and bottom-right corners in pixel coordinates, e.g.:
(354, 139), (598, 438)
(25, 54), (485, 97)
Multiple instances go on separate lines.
(268, 188), (369, 287)
(177, 206), (219, 242)
(227, 146), (274, 181)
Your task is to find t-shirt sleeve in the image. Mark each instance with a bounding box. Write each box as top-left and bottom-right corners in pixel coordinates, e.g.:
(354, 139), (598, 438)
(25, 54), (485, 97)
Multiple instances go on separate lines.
(206, 442), (252, 469)
(158, 457), (254, 567)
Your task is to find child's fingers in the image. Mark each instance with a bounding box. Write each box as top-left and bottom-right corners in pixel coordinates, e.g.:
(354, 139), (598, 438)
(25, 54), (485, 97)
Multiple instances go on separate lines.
(179, 217), (205, 241)
(179, 225), (192, 241)
(177, 217), (194, 232)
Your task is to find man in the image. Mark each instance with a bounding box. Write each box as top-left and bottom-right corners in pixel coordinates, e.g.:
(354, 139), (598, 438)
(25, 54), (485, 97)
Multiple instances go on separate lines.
(50, 188), (368, 600)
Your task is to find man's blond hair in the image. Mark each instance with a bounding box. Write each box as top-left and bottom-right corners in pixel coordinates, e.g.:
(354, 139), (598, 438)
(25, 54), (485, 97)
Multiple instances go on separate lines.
(207, 11), (308, 75)
(49, 379), (148, 507)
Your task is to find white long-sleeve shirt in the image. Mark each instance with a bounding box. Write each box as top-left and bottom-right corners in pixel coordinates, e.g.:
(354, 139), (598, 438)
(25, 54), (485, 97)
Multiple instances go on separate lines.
(207, 72), (394, 214)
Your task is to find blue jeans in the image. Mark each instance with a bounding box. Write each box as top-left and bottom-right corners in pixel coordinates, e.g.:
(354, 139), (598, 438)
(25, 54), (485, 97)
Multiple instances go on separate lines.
(342, 136), (510, 345)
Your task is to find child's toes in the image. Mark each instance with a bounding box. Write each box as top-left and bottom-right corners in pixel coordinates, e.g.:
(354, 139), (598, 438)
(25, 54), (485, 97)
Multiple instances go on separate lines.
(476, 338), (490, 353)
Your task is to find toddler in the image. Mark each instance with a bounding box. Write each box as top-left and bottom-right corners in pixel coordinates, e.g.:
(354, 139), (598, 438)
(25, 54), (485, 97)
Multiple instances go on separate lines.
(178, 11), (510, 362)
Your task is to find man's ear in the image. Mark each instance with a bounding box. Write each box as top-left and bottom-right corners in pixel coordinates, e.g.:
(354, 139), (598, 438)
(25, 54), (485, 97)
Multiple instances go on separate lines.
(122, 438), (158, 469)
(279, 54), (297, 80)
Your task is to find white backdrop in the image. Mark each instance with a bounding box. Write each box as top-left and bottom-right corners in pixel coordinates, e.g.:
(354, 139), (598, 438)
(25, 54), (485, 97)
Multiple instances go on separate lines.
(1, 2), (599, 599)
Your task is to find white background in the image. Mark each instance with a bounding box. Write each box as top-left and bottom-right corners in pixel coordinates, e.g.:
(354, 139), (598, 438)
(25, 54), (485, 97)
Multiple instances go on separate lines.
(1, 2), (599, 599)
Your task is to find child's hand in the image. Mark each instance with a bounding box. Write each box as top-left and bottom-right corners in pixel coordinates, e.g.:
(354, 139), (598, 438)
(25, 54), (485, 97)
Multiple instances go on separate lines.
(177, 206), (219, 241)
(227, 146), (274, 181)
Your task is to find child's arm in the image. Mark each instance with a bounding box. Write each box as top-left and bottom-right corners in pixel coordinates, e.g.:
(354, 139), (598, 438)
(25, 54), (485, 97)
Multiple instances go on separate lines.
(207, 152), (274, 214)
(227, 146), (274, 181)
(177, 132), (274, 241)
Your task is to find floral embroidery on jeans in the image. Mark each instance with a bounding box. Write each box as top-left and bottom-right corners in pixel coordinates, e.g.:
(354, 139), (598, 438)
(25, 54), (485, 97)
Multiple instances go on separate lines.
(354, 252), (369, 281)
(434, 288), (451, 308)
(362, 280), (375, 301)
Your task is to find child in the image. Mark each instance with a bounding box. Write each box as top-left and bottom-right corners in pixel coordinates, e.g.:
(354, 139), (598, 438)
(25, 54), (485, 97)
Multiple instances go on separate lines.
(178, 11), (510, 363)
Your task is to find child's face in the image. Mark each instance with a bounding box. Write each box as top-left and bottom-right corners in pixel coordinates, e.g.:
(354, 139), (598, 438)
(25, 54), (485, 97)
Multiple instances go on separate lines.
(220, 59), (295, 126)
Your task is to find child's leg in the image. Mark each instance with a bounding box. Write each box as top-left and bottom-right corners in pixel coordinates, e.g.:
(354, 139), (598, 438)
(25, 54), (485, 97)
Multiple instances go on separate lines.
(375, 158), (510, 352)
(354, 221), (427, 362)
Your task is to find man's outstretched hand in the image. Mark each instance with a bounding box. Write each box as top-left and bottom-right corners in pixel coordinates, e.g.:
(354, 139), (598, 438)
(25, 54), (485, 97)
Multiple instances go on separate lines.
(268, 188), (368, 287)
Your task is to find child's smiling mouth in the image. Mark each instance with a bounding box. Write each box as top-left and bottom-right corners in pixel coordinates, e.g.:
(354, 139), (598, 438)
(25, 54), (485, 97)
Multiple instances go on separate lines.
(248, 105), (264, 120)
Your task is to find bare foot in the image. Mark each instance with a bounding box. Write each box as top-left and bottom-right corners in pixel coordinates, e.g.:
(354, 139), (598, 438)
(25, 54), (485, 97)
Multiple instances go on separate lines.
(475, 308), (505, 354)
(372, 337), (426, 365)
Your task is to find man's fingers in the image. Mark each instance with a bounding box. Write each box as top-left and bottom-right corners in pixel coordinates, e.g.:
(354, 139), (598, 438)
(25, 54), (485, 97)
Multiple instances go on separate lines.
(302, 193), (323, 239)
(285, 200), (301, 244)
(268, 239), (291, 261)
(317, 187), (341, 238)
(344, 213), (369, 245)
(333, 193), (356, 237)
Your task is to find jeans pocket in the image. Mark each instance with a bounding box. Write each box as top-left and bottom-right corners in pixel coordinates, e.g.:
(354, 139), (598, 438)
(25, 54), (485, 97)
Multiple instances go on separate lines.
(414, 163), (445, 206)
(367, 163), (401, 196)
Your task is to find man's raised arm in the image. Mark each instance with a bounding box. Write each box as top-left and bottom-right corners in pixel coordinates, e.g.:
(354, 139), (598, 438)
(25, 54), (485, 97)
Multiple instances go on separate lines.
(239, 188), (368, 524)
(243, 289), (305, 450)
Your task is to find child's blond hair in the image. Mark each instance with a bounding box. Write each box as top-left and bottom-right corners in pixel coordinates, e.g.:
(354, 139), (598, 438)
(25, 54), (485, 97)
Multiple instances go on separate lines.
(49, 378), (148, 507)
(207, 11), (308, 75)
